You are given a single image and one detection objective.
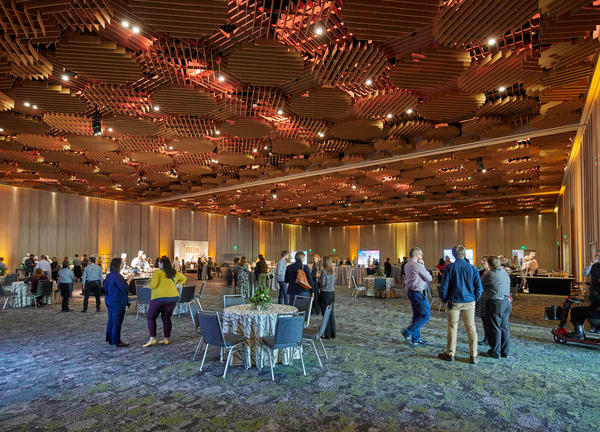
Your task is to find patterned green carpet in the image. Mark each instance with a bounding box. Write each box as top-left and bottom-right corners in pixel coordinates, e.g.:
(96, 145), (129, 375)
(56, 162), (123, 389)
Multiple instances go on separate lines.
(0, 281), (597, 431)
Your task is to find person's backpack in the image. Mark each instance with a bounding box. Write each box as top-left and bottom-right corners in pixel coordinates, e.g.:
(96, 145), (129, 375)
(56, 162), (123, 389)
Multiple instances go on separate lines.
(296, 266), (312, 290)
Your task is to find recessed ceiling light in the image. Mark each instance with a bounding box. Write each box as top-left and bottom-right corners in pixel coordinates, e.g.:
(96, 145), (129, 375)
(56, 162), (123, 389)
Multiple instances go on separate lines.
(487, 38), (496, 46)
(132, 26), (140, 33)
(481, 168), (487, 173)
(32, 105), (38, 109)
(61, 74), (69, 81)
(215, 130), (221, 135)
(24, 102), (30, 107)
(317, 131), (325, 137)
(0, 128), (3, 132)
(277, 109), (283, 115)
(252, 148), (257, 152)
(315, 26), (324, 35)
(168, 145), (173, 150)
(108, 128), (113, 132)
(365, 79), (373, 86)
(218, 75), (225, 82)
(406, 108), (413, 114)
(153, 105), (160, 111)
(498, 86), (506, 92)
(121, 20), (129, 28)
(386, 113), (393, 119)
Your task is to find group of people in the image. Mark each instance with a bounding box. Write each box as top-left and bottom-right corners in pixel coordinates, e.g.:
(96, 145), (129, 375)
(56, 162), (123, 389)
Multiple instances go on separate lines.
(402, 245), (512, 364)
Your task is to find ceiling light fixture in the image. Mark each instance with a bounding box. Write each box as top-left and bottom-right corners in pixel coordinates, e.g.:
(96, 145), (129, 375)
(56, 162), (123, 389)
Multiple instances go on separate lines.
(121, 20), (129, 28)
(365, 78), (373, 86)
(315, 26), (324, 35)
(218, 75), (225, 82)
(252, 148), (257, 153)
(386, 113), (393, 119)
(107, 128), (113, 132)
(263, 145), (268, 150)
(498, 86), (506, 92)
(0, 128), (3, 132)
(132, 26), (140, 33)
(168, 145), (173, 150)
(317, 131), (325, 138)
(215, 130), (221, 135)
(487, 38), (496, 46)
(271, 189), (277, 199)
(153, 105), (160, 111)
(32, 105), (38, 109)
(406, 108), (413, 114)
(277, 109), (283, 115)
(61, 74), (70, 81)
(24, 102), (30, 107)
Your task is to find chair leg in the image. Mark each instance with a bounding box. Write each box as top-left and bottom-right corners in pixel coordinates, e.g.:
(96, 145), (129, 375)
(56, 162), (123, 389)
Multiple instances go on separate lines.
(223, 348), (233, 378)
(269, 348), (275, 381)
(193, 337), (204, 360)
(220, 347), (224, 363)
(309, 339), (323, 369)
(298, 346), (306, 376)
(318, 337), (329, 359)
(200, 343), (209, 372)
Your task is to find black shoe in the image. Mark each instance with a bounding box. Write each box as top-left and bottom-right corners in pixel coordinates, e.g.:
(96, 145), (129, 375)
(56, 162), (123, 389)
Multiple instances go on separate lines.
(96, 309), (101, 312)
(80, 310), (87, 313)
(438, 352), (454, 362)
(401, 329), (411, 343)
(480, 351), (500, 359)
(116, 342), (130, 348)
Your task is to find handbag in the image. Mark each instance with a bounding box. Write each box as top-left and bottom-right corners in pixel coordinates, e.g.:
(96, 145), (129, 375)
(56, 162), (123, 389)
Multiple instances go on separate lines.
(296, 267), (312, 290)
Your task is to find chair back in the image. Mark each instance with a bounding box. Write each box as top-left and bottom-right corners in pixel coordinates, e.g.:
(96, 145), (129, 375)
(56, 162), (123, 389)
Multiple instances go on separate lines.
(351, 275), (358, 289)
(374, 278), (387, 291)
(0, 285), (7, 296)
(272, 313), (305, 349)
(197, 281), (206, 298)
(293, 295), (312, 314)
(134, 278), (150, 288)
(179, 285), (196, 303)
(196, 311), (226, 347)
(189, 302), (199, 332)
(40, 280), (54, 296)
(317, 305), (333, 338)
(137, 287), (152, 303)
(4, 273), (17, 286)
(223, 294), (244, 308)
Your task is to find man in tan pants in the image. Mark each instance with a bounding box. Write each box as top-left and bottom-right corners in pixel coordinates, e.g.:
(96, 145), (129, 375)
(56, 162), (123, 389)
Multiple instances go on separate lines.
(437, 245), (483, 364)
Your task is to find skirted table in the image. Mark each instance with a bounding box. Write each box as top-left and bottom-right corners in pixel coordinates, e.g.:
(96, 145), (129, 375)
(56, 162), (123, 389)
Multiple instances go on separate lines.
(364, 277), (395, 297)
(7, 281), (56, 307)
(222, 303), (299, 369)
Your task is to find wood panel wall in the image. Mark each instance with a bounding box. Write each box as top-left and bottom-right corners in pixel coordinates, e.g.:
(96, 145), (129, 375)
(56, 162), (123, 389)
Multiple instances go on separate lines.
(0, 185), (309, 270)
(310, 215), (559, 270)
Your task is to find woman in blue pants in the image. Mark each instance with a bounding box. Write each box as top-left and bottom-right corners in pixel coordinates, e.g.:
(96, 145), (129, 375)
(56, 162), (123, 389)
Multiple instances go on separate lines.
(104, 258), (129, 348)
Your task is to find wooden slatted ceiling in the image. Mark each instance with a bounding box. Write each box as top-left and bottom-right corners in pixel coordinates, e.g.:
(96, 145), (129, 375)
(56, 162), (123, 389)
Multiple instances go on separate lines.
(353, 90), (416, 119)
(289, 87), (352, 119)
(342, 0), (442, 42)
(540, 6), (600, 43)
(129, 0), (228, 38)
(55, 35), (142, 84)
(389, 47), (471, 91)
(153, 86), (217, 115)
(477, 96), (539, 117)
(9, 82), (88, 114)
(0, 111), (50, 134)
(419, 93), (486, 122)
(226, 39), (304, 87)
(433, 0), (538, 46)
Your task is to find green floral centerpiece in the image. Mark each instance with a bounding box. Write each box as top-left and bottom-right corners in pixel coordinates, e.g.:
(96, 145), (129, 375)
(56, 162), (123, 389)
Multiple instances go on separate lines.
(374, 268), (385, 278)
(249, 290), (272, 311)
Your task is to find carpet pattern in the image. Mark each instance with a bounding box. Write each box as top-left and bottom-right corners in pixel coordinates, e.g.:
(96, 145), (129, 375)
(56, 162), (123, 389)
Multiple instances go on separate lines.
(0, 281), (597, 431)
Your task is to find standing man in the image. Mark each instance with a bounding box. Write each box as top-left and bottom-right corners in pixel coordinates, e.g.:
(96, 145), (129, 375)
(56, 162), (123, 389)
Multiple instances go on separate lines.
(276, 250), (289, 305)
(285, 251), (314, 306)
(35, 255), (52, 278)
(438, 245), (482, 364)
(384, 258), (392, 278)
(131, 251), (144, 271)
(58, 262), (75, 312)
(401, 248), (433, 346)
(73, 254), (82, 282)
(24, 254), (36, 276)
(81, 256), (103, 313)
(481, 257), (512, 358)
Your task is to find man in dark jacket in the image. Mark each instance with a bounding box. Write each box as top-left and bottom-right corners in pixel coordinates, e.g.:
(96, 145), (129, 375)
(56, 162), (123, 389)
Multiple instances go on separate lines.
(384, 258), (392, 277)
(438, 245), (483, 364)
(285, 251), (314, 306)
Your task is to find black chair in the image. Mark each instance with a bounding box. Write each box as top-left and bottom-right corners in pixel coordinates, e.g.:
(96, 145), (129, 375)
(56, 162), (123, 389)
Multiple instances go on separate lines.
(195, 311), (247, 378)
(38, 280), (54, 308)
(195, 281), (206, 310)
(374, 277), (388, 298)
(292, 295), (313, 327)
(136, 287), (152, 318)
(4, 273), (17, 288)
(177, 285), (196, 317)
(261, 312), (306, 381)
(303, 305), (333, 368)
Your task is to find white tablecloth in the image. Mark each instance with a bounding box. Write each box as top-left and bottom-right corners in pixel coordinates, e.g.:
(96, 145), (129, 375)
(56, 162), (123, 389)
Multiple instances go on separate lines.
(222, 303), (298, 369)
(364, 277), (394, 297)
(7, 281), (56, 307)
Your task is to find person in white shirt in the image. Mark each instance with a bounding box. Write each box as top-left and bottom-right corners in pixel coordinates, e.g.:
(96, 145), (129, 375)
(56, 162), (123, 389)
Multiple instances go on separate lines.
(173, 256), (181, 272)
(401, 247), (433, 346)
(131, 251), (144, 271)
(35, 255), (52, 278)
(276, 250), (289, 305)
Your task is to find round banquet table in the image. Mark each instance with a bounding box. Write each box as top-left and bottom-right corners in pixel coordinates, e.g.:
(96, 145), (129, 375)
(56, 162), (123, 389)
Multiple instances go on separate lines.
(364, 277), (395, 297)
(8, 281), (56, 307)
(222, 303), (298, 369)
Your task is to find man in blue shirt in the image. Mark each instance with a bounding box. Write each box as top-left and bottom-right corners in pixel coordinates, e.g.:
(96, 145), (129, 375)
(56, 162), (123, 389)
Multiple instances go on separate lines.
(82, 256), (103, 312)
(285, 251), (314, 306)
(58, 263), (75, 312)
(438, 245), (483, 364)
(276, 250), (289, 305)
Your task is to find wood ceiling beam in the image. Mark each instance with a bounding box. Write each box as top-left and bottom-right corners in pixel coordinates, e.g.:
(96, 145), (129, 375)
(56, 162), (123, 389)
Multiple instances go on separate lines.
(258, 189), (561, 220)
(144, 123), (579, 204)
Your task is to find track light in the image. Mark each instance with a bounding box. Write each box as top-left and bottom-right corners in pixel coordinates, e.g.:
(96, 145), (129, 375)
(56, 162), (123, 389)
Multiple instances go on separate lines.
(132, 26), (140, 34)
(365, 79), (373, 86)
(487, 38), (496, 46)
(271, 189), (277, 199)
(406, 108), (413, 114)
(91, 109), (102, 136)
(317, 131), (325, 138)
(218, 75), (225, 82)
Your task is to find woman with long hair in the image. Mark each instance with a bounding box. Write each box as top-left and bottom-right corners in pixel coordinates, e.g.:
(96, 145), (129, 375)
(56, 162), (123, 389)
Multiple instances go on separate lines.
(311, 254), (322, 315)
(104, 258), (130, 347)
(256, 255), (269, 295)
(27, 268), (47, 307)
(319, 256), (336, 338)
(143, 256), (187, 347)
(237, 256), (250, 298)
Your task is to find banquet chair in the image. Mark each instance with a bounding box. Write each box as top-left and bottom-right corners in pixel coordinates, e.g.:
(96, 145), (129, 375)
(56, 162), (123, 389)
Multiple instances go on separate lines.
(38, 280), (54, 308)
(223, 294), (244, 308)
(427, 283), (445, 314)
(292, 295), (313, 327)
(0, 285), (15, 309)
(176, 285), (196, 317)
(4, 273), (17, 288)
(374, 278), (388, 298)
(195, 310), (248, 378)
(302, 305), (333, 369)
(195, 281), (206, 310)
(136, 287), (152, 318)
(351, 275), (366, 298)
(261, 312), (306, 381)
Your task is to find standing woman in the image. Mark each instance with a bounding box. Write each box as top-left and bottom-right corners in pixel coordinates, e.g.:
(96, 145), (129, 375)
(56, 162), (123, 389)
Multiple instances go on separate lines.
(143, 257), (187, 347)
(104, 258), (129, 347)
(237, 256), (251, 298)
(50, 257), (59, 281)
(319, 256), (336, 338)
(256, 255), (269, 295)
(476, 257), (490, 346)
(311, 254), (322, 315)
(57, 263), (75, 312)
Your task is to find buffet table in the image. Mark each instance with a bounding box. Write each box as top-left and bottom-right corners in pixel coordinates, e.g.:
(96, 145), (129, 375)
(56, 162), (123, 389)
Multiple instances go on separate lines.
(518, 275), (575, 296)
(222, 304), (299, 369)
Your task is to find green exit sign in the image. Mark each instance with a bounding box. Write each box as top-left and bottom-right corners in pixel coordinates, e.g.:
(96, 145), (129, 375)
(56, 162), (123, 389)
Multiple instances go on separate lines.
(233, 245), (238, 251)
(521, 246), (526, 250)
(309, 248), (312, 253)
(332, 248), (336, 253)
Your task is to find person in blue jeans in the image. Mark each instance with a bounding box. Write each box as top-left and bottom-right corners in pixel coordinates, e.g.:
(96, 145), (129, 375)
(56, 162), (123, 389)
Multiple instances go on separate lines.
(276, 250), (289, 304)
(402, 247), (433, 345)
(57, 262), (75, 312)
